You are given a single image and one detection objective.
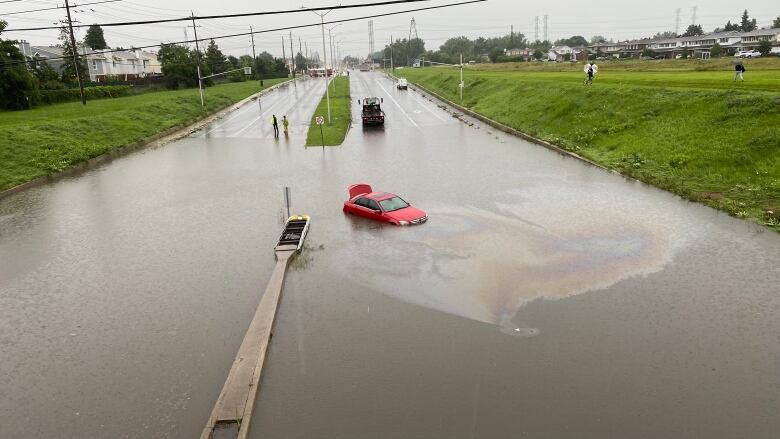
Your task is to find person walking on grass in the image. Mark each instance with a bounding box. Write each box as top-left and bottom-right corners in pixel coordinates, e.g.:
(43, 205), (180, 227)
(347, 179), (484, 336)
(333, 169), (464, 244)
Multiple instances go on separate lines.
(272, 114), (279, 138)
(734, 62), (745, 82)
(583, 62), (598, 85)
(282, 115), (290, 136)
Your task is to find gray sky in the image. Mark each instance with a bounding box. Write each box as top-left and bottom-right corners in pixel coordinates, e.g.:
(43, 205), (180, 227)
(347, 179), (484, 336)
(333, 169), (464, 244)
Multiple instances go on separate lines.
(2, 0), (778, 57)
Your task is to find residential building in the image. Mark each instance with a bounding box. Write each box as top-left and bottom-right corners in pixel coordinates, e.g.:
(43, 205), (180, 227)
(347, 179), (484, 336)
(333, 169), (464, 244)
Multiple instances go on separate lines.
(17, 40), (162, 82)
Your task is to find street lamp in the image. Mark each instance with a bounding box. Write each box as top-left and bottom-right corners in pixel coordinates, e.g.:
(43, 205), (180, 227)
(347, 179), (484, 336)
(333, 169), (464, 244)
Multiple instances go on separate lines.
(312, 9), (332, 123)
(326, 23), (343, 88)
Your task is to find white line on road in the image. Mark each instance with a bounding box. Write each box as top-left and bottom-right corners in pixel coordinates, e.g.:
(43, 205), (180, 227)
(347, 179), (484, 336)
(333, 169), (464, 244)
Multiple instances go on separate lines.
(374, 79), (419, 128)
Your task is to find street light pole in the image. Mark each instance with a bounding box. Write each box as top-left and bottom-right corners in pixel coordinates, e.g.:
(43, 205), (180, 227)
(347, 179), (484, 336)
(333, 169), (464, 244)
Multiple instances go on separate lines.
(460, 53), (464, 101)
(314, 11), (332, 123)
(191, 11), (204, 107)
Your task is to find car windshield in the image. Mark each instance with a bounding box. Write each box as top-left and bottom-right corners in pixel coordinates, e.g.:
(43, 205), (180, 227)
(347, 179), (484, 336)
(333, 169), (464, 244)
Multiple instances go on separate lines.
(379, 196), (409, 212)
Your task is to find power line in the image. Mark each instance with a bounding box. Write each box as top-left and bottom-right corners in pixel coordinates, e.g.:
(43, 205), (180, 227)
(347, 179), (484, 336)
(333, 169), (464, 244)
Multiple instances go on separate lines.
(2, 0), (487, 68)
(0, 0), (122, 16)
(3, 0), (431, 32)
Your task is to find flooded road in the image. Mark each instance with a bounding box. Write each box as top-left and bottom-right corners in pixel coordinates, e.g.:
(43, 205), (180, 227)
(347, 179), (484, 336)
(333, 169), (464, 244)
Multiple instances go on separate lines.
(1, 73), (778, 438)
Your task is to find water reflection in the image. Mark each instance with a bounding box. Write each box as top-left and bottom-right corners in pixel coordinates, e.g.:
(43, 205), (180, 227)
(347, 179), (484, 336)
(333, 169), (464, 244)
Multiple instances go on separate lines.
(334, 181), (702, 333)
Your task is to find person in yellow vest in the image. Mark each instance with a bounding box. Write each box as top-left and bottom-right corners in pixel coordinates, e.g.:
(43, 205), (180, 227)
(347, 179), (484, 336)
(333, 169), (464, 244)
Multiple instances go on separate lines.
(282, 115), (290, 136)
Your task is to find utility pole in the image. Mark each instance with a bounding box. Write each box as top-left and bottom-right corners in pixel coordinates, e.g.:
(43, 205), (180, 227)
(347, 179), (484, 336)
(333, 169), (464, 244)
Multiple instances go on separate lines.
(390, 35), (394, 74)
(282, 35), (288, 78)
(64, 0), (86, 105)
(289, 31), (296, 83)
(190, 12), (203, 106)
(543, 14), (548, 42)
(691, 6), (698, 25)
(249, 26), (257, 80)
(298, 36), (305, 80)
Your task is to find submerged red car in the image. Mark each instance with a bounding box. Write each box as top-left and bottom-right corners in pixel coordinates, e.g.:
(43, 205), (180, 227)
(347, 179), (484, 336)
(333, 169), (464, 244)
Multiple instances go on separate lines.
(343, 184), (428, 226)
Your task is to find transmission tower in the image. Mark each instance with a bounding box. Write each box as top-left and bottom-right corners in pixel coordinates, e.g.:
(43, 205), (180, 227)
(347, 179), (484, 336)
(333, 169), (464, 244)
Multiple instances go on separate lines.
(543, 14), (548, 42)
(675, 8), (681, 35)
(534, 16), (539, 42)
(407, 17), (418, 66)
(691, 6), (697, 25)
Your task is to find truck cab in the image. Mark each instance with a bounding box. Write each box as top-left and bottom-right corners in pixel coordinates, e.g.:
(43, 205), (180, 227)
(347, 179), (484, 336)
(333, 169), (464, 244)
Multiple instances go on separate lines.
(358, 97), (385, 125)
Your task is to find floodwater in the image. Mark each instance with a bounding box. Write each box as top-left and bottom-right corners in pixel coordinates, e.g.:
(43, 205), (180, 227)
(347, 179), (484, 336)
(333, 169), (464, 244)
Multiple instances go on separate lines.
(1, 73), (778, 439)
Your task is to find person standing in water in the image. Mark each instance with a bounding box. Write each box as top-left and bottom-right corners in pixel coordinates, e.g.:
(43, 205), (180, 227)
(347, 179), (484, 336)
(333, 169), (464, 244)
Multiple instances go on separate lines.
(282, 115), (290, 136)
(272, 114), (279, 138)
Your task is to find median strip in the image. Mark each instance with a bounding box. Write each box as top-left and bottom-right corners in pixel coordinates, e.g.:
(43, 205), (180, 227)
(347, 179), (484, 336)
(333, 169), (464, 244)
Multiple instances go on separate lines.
(306, 76), (351, 147)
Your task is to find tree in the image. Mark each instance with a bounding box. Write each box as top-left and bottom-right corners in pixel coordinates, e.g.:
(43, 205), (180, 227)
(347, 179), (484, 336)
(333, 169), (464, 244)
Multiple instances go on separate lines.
(590, 35), (608, 44)
(641, 48), (656, 58)
(227, 55), (239, 69)
(0, 20), (38, 109)
(532, 49), (544, 60)
(294, 52), (306, 71)
(439, 36), (474, 60)
(488, 47), (504, 63)
(710, 42), (723, 58)
(555, 35), (588, 47)
(682, 24), (704, 37)
(757, 40), (772, 56)
(740, 10), (757, 32)
(84, 24), (107, 50)
(653, 31), (678, 39)
(58, 27), (88, 84)
(722, 21), (739, 32)
(681, 47), (690, 59)
(774, 16), (780, 28)
(204, 39), (228, 74)
(158, 43), (197, 89)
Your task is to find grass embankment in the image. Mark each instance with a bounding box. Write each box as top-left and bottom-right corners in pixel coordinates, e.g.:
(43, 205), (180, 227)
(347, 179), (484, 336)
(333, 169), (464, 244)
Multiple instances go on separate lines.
(399, 63), (780, 230)
(306, 76), (351, 146)
(0, 79), (286, 192)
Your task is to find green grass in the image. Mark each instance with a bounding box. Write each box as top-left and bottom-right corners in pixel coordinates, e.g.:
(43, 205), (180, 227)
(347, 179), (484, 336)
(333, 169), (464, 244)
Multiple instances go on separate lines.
(397, 64), (780, 230)
(0, 79), (286, 192)
(306, 76), (351, 146)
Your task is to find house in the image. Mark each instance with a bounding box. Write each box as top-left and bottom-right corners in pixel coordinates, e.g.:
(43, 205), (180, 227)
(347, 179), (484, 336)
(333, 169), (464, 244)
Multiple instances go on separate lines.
(86, 50), (162, 82)
(503, 48), (534, 60)
(17, 40), (162, 82)
(504, 48), (523, 57)
(547, 45), (575, 61)
(645, 28), (780, 59)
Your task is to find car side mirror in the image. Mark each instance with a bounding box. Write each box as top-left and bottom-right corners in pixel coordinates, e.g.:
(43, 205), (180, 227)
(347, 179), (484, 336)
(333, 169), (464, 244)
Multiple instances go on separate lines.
(357, 99), (360, 104)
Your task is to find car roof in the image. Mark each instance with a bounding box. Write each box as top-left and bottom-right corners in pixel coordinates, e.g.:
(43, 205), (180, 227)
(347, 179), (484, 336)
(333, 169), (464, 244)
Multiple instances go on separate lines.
(359, 191), (396, 201)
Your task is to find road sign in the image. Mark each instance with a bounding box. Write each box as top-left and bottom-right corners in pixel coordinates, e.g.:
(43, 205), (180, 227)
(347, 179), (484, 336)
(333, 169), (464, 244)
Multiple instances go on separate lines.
(244, 67), (252, 75)
(315, 116), (325, 125)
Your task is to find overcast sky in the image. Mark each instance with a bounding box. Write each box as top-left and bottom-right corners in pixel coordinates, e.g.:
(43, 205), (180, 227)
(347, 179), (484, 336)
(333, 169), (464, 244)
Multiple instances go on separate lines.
(2, 0), (778, 57)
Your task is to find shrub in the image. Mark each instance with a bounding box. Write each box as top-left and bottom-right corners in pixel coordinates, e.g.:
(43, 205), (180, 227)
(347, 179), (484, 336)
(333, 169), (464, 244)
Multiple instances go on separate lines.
(38, 85), (131, 105)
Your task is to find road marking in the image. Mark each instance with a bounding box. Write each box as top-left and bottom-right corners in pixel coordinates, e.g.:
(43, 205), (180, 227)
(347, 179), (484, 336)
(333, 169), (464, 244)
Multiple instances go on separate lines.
(411, 93), (448, 122)
(374, 80), (419, 128)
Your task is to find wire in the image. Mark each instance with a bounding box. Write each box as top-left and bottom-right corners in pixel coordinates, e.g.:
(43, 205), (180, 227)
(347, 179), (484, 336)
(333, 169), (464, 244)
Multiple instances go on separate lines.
(1, 0), (122, 16)
(3, 0), (432, 32)
(1, 0), (487, 68)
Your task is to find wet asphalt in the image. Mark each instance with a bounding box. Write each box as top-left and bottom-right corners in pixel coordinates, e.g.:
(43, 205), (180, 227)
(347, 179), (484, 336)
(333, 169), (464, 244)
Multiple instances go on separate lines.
(0, 72), (778, 439)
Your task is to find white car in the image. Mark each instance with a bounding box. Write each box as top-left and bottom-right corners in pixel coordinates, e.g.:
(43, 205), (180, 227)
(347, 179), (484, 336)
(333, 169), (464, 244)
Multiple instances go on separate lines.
(397, 78), (408, 90)
(735, 50), (761, 58)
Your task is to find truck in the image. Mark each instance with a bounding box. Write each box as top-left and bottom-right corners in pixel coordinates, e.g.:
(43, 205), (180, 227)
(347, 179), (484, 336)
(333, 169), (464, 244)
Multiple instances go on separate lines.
(358, 97), (385, 125)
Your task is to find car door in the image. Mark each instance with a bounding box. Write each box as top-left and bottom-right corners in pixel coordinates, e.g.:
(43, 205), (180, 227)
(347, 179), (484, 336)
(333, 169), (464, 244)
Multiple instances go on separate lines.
(353, 198), (377, 219)
(363, 199), (385, 222)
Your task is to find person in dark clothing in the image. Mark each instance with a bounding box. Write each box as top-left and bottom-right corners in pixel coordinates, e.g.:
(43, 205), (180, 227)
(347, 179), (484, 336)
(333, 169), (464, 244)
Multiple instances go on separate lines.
(272, 114), (279, 138)
(734, 63), (745, 82)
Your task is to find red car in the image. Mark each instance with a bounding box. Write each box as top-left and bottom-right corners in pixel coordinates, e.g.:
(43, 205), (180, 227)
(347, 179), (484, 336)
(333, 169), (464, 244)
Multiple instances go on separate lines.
(343, 184), (428, 226)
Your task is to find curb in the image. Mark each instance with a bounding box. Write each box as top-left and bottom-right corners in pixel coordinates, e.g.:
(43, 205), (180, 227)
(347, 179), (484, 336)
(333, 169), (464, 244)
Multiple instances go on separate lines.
(406, 79), (617, 174)
(0, 80), (292, 200)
